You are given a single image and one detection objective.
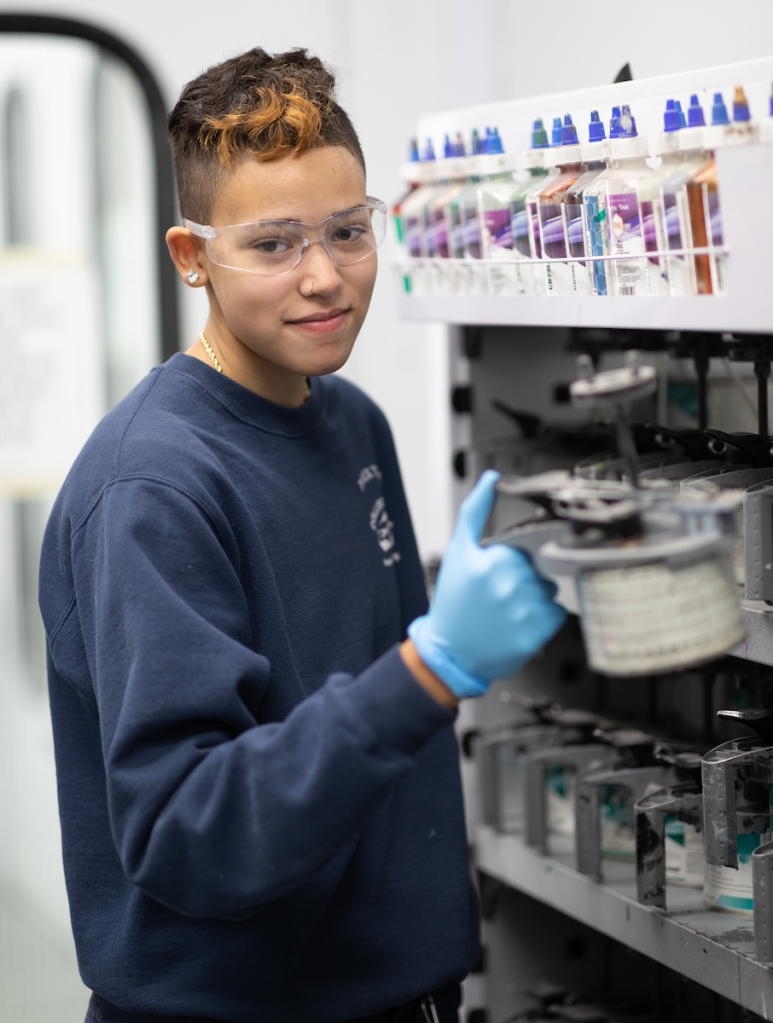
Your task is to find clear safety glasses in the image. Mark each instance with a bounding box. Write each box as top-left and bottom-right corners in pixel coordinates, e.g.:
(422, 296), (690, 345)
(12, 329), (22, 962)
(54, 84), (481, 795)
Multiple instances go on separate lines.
(184, 198), (388, 276)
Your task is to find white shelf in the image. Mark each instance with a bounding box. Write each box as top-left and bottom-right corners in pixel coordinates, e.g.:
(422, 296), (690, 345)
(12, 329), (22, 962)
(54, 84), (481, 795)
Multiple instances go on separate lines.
(474, 824), (773, 1018)
(395, 290), (770, 334)
(397, 56), (773, 336)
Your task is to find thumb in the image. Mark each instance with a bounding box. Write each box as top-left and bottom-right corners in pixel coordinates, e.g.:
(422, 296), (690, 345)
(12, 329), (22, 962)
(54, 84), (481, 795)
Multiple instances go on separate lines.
(455, 470), (500, 544)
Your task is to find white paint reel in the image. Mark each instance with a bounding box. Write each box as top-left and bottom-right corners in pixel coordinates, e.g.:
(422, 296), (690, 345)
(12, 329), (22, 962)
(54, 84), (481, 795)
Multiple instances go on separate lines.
(484, 353), (745, 676)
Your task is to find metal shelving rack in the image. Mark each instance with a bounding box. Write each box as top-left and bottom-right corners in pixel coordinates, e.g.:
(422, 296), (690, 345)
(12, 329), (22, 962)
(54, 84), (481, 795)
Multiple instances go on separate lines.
(398, 54), (773, 1023)
(474, 826), (770, 1018)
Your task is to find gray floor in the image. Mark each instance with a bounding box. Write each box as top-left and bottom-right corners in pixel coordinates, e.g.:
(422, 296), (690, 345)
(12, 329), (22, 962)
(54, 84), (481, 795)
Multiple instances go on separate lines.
(0, 888), (89, 1023)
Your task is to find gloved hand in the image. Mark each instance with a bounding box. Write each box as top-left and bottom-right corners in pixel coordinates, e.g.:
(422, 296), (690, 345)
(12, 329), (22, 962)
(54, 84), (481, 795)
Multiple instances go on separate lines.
(408, 470), (566, 698)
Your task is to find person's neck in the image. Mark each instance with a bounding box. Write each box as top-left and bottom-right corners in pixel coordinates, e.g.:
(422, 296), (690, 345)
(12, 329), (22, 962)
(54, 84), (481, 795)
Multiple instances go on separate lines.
(186, 323), (309, 409)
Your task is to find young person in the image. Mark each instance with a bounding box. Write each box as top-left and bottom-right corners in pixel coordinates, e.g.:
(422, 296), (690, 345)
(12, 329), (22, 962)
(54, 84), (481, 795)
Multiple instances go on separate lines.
(39, 48), (565, 1023)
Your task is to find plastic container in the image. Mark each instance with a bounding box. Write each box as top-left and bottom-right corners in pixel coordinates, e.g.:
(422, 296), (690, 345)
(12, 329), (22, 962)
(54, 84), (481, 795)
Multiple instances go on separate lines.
(582, 105), (660, 297)
(399, 138), (438, 295)
(391, 139), (422, 294)
(658, 97), (712, 296)
(424, 135), (471, 293)
(685, 86), (757, 295)
(536, 115), (584, 296)
(563, 111), (609, 297)
(474, 128), (524, 295)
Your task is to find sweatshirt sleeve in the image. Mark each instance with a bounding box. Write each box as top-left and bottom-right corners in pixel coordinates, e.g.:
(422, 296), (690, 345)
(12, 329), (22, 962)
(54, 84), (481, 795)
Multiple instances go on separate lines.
(57, 476), (454, 919)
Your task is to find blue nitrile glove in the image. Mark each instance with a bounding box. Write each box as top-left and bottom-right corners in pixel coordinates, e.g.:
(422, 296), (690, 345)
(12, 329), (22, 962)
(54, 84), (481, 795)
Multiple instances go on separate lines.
(408, 469), (566, 698)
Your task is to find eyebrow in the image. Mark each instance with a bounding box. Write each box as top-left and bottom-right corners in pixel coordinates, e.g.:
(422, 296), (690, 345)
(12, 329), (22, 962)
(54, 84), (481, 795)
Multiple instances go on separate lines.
(242, 201), (370, 226)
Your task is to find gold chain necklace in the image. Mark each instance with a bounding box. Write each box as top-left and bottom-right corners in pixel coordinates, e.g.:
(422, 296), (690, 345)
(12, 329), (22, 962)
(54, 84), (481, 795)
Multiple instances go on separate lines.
(200, 331), (222, 373)
(199, 330), (311, 401)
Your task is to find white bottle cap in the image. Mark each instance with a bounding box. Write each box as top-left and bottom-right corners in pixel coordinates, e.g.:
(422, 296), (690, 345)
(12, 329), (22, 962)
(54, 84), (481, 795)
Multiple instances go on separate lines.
(702, 121), (759, 151)
(581, 139), (609, 163)
(678, 127), (706, 153)
(653, 131), (681, 157)
(609, 135), (649, 160)
(473, 151), (515, 176)
(523, 148), (548, 170)
(552, 143), (583, 165)
(441, 155), (472, 180)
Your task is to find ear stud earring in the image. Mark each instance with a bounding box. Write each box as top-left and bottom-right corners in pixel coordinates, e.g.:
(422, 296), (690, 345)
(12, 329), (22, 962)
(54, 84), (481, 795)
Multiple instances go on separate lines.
(186, 270), (199, 284)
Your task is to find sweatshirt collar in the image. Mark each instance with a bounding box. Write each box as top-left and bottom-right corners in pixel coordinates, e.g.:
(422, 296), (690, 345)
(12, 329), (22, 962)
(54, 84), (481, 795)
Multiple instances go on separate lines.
(164, 352), (327, 438)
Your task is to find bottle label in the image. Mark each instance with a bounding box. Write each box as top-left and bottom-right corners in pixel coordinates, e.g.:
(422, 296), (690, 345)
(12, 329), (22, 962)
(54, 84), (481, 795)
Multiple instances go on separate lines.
(483, 207), (529, 295)
(608, 192), (647, 296)
(404, 215), (422, 259)
(539, 202), (571, 295)
(430, 209), (449, 259)
(704, 831), (771, 914)
(546, 766), (575, 837)
(564, 202), (591, 296)
(663, 191), (692, 295)
(600, 785), (635, 859)
(583, 194), (608, 296)
(664, 816), (705, 887)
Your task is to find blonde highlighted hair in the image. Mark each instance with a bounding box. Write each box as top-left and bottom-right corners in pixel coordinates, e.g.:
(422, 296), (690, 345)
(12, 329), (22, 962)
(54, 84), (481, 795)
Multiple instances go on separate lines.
(168, 48), (364, 222)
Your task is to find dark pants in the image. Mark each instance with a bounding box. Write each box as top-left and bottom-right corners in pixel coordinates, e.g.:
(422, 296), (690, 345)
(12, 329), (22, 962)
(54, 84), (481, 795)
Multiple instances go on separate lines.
(85, 982), (462, 1023)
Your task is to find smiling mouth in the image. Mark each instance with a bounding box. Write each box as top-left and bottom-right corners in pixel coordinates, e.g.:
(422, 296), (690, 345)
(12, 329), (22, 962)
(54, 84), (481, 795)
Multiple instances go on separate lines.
(287, 308), (351, 332)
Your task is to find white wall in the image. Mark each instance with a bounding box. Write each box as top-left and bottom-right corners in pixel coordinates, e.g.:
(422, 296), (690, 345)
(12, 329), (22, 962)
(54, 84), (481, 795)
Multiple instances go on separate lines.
(5, 0), (773, 557)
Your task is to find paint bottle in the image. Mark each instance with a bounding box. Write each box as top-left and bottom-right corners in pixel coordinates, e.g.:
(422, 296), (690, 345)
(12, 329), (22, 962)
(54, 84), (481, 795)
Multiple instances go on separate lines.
(474, 127), (538, 296)
(445, 130), (485, 295)
(507, 119), (551, 296)
(563, 110), (609, 297)
(399, 137), (438, 295)
(425, 133), (471, 293)
(536, 114), (585, 296)
(459, 128), (494, 295)
(586, 105), (657, 297)
(704, 786), (772, 915)
(581, 106), (623, 296)
(658, 96), (710, 296)
(523, 129), (560, 296)
(686, 86), (757, 295)
(391, 139), (421, 294)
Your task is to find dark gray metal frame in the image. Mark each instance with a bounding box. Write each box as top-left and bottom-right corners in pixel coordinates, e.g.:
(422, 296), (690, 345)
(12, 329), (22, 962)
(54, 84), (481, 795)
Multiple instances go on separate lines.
(0, 12), (180, 359)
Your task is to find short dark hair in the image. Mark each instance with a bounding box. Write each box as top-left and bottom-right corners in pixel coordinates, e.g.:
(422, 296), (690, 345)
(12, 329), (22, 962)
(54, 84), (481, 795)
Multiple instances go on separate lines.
(167, 47), (366, 223)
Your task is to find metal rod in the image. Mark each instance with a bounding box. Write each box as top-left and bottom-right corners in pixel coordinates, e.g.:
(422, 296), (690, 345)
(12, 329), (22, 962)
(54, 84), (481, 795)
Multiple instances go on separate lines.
(694, 351), (709, 431)
(755, 360), (770, 436)
(614, 405), (640, 487)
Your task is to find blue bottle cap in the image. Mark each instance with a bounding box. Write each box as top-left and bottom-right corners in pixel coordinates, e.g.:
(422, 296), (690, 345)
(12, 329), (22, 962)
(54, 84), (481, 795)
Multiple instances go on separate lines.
(454, 131), (466, 157)
(486, 127), (505, 155)
(609, 105), (622, 139)
(531, 118), (550, 148)
(443, 133), (453, 158)
(618, 104), (638, 138)
(423, 138), (436, 161)
(471, 129), (482, 156)
(687, 94), (706, 128)
(663, 99), (681, 132)
(769, 84), (773, 118)
(733, 85), (751, 122)
(588, 110), (606, 143)
(560, 113), (579, 146)
(409, 138), (420, 162)
(551, 116), (563, 146)
(674, 99), (687, 128)
(712, 92), (730, 126)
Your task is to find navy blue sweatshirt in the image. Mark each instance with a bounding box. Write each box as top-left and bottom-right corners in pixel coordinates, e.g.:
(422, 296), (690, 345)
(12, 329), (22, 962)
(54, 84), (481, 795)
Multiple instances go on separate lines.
(39, 354), (479, 1023)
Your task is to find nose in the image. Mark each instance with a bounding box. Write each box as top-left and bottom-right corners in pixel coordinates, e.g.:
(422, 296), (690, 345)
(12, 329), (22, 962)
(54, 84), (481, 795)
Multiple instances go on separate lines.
(297, 239), (343, 296)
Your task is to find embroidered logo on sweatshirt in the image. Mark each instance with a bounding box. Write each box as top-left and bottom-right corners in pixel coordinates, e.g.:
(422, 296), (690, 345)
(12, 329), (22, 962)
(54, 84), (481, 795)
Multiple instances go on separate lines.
(357, 464), (382, 491)
(358, 464), (401, 568)
(369, 497), (401, 567)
